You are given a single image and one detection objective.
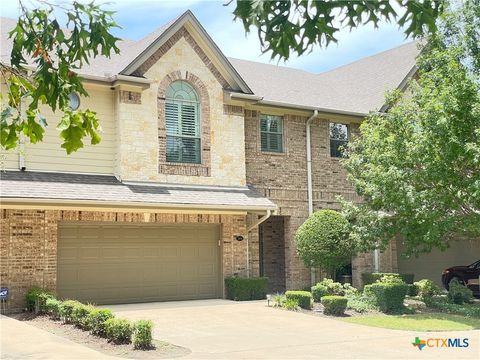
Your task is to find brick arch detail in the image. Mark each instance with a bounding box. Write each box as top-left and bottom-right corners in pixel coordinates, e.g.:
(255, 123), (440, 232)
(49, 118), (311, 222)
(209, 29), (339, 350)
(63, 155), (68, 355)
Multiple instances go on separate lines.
(157, 71), (211, 176)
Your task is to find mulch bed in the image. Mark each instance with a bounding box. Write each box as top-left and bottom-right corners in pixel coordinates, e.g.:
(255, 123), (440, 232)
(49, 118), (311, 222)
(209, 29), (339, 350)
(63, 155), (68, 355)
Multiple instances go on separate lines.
(9, 313), (191, 359)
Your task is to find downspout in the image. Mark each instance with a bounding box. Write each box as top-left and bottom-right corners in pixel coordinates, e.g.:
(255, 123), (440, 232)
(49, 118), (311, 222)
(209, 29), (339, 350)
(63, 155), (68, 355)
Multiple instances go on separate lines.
(374, 247), (380, 273)
(246, 209), (272, 278)
(306, 110), (319, 285)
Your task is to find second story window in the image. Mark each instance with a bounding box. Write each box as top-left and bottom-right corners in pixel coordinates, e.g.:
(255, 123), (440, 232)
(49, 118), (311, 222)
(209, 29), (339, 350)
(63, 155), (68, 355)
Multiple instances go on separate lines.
(330, 123), (348, 158)
(260, 115), (283, 153)
(165, 81), (201, 164)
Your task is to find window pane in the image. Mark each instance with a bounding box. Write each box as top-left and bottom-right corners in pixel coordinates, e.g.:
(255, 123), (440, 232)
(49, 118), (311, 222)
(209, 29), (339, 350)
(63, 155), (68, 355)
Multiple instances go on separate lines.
(330, 139), (348, 158)
(180, 104), (198, 137)
(165, 102), (179, 135)
(330, 123), (348, 141)
(260, 115), (284, 152)
(166, 136), (201, 164)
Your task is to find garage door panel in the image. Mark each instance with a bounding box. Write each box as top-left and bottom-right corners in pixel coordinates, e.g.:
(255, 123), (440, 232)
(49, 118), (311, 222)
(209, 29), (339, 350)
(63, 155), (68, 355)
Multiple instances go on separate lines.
(398, 239), (480, 286)
(58, 223), (220, 304)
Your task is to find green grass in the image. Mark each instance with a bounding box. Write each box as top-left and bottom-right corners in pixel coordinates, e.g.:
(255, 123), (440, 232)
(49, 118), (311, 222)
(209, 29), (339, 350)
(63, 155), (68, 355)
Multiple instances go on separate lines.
(343, 313), (480, 331)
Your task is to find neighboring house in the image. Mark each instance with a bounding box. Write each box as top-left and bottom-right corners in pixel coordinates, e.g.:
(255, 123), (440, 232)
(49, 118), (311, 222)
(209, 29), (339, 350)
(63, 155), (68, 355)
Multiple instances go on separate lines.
(1, 11), (477, 310)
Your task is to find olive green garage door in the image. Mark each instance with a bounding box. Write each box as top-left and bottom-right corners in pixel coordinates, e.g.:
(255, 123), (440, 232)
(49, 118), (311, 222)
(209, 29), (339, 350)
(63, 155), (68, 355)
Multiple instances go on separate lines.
(57, 223), (221, 304)
(397, 239), (480, 287)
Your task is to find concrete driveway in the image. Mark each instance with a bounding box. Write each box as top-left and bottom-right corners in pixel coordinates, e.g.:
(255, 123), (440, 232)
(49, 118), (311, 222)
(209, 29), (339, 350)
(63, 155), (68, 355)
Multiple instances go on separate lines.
(108, 299), (479, 359)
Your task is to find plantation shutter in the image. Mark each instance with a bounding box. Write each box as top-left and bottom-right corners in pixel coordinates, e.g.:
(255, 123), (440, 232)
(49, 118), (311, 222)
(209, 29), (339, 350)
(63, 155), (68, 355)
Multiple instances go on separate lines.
(165, 81), (201, 164)
(260, 115), (283, 153)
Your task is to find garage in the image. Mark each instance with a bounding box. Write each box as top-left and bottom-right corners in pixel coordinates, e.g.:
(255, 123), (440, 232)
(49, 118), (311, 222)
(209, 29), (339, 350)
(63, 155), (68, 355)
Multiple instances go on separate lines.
(57, 223), (221, 304)
(397, 239), (480, 286)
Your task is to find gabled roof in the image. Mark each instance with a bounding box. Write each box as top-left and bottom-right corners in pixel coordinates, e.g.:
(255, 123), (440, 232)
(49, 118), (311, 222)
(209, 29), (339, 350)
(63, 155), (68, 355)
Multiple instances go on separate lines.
(229, 41), (420, 115)
(0, 12), (420, 115)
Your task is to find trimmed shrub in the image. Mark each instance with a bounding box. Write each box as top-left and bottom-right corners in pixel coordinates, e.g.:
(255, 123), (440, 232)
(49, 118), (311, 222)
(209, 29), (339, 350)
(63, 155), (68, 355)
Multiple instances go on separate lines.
(364, 282), (408, 313)
(59, 300), (82, 323)
(224, 277), (268, 301)
(414, 279), (440, 299)
(72, 303), (94, 329)
(362, 273), (414, 286)
(133, 320), (154, 349)
(105, 318), (133, 344)
(285, 291), (312, 309)
(447, 281), (473, 304)
(45, 298), (62, 320)
(25, 287), (54, 312)
(282, 299), (300, 311)
(311, 284), (329, 302)
(321, 296), (348, 316)
(88, 308), (114, 336)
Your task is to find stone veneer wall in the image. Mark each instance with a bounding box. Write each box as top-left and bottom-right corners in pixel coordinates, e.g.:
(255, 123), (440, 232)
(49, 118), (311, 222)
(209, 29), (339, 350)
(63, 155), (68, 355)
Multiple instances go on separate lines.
(0, 209), (256, 311)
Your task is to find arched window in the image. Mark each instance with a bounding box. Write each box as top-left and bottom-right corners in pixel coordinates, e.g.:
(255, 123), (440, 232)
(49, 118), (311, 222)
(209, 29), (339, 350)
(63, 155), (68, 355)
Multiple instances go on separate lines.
(165, 81), (201, 164)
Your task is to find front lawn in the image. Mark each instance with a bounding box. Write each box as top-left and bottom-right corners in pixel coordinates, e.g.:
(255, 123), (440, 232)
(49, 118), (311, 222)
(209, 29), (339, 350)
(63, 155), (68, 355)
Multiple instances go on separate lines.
(343, 313), (480, 331)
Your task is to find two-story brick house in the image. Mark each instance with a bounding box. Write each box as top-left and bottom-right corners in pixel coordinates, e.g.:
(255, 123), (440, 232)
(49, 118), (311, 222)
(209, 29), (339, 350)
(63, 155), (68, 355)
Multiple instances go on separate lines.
(2, 11), (477, 310)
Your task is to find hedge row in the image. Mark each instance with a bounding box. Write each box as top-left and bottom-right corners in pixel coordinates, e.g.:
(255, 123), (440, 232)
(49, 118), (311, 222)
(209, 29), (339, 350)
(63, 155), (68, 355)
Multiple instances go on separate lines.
(26, 288), (153, 349)
(225, 277), (268, 301)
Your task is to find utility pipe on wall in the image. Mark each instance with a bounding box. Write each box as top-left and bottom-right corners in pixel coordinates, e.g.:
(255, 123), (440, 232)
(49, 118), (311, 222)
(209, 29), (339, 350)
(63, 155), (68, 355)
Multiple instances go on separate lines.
(306, 110), (319, 285)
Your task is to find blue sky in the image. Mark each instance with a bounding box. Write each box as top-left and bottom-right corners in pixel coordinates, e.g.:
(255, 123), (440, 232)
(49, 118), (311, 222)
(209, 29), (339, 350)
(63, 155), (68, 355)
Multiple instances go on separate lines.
(1, 0), (411, 73)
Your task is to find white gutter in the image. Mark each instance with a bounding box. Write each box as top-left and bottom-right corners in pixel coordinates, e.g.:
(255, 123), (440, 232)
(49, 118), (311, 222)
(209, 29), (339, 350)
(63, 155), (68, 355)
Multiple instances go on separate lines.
(246, 209), (273, 278)
(1, 197), (277, 212)
(306, 110), (319, 285)
(228, 92), (366, 118)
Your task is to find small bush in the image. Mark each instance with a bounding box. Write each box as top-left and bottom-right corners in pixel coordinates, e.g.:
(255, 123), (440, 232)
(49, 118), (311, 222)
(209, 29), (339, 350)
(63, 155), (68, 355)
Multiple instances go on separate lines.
(224, 277), (268, 301)
(311, 278), (358, 302)
(364, 282), (408, 313)
(321, 296), (348, 316)
(311, 284), (329, 302)
(282, 299), (300, 311)
(272, 293), (285, 307)
(285, 291), (312, 309)
(88, 308), (114, 336)
(414, 279), (440, 299)
(379, 274), (405, 284)
(447, 281), (473, 304)
(45, 298), (62, 320)
(59, 300), (82, 323)
(133, 320), (154, 349)
(424, 298), (480, 318)
(346, 295), (375, 313)
(105, 318), (133, 344)
(25, 287), (54, 312)
(72, 303), (94, 329)
(362, 273), (414, 286)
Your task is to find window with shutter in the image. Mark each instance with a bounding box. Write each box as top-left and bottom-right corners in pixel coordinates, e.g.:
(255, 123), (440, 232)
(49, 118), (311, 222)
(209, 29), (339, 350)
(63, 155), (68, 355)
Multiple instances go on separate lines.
(329, 123), (348, 158)
(165, 81), (201, 164)
(260, 115), (283, 153)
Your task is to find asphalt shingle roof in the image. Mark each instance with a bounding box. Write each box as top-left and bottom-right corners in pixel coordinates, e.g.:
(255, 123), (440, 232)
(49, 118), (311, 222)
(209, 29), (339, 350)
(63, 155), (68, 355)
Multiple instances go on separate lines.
(0, 171), (277, 210)
(1, 13), (420, 115)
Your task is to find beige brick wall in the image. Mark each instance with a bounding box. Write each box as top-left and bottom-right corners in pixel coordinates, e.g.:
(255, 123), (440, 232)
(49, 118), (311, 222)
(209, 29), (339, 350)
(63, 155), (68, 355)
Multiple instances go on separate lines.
(0, 208), (254, 311)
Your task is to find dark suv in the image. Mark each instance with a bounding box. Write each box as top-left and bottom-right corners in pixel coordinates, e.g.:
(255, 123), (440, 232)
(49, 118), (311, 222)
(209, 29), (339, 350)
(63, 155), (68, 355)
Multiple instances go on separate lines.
(442, 260), (480, 298)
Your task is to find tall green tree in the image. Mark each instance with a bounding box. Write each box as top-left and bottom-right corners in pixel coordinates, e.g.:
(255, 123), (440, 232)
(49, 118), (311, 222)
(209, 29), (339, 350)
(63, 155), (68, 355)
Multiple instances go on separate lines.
(1, 0), (120, 153)
(232, 0), (444, 60)
(341, 1), (480, 256)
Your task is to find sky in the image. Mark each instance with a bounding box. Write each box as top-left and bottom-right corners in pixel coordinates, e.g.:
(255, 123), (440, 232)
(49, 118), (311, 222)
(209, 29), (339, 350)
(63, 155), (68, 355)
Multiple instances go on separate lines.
(0, 0), (411, 74)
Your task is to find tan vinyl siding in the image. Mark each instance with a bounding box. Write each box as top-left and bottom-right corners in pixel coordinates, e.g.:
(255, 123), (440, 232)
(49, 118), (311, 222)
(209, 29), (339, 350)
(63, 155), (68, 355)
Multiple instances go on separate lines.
(23, 86), (116, 174)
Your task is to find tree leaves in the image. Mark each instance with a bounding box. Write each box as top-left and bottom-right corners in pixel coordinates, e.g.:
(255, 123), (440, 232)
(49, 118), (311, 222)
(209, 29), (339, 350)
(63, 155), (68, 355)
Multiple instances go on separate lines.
(341, 2), (480, 256)
(231, 0), (444, 60)
(1, 0), (119, 153)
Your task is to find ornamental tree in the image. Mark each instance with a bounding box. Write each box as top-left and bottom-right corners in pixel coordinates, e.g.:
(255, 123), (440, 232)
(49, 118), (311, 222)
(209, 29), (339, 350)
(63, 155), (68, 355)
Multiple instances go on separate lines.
(295, 210), (355, 278)
(1, 0), (120, 154)
(341, 1), (480, 256)
(231, 0), (443, 60)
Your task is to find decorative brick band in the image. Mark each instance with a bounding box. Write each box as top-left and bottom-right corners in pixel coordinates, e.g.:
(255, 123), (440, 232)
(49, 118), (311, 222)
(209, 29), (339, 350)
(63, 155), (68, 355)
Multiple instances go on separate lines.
(119, 90), (142, 104)
(135, 26), (230, 89)
(223, 104), (244, 116)
(157, 71), (211, 176)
